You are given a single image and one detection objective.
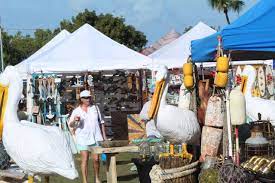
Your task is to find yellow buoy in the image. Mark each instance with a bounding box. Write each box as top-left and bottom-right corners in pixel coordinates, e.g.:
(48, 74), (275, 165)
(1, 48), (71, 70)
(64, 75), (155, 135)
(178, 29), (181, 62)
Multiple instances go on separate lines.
(215, 72), (228, 88)
(184, 75), (194, 88)
(183, 63), (193, 76)
(216, 56), (229, 72)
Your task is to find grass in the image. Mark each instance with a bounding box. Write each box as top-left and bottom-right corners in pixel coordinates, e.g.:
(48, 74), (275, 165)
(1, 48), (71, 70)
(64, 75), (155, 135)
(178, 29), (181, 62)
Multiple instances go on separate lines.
(50, 152), (139, 183)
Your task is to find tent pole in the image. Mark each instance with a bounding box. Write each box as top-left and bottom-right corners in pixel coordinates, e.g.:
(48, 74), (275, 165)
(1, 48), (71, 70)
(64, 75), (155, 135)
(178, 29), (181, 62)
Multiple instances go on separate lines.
(0, 21), (4, 72)
(226, 89), (233, 157)
(26, 74), (33, 121)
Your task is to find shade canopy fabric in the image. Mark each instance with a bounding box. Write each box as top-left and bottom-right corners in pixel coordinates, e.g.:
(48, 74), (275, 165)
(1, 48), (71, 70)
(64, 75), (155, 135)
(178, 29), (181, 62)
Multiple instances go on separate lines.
(199, 60), (273, 68)
(191, 0), (275, 62)
(15, 30), (71, 78)
(149, 22), (216, 68)
(28, 24), (152, 73)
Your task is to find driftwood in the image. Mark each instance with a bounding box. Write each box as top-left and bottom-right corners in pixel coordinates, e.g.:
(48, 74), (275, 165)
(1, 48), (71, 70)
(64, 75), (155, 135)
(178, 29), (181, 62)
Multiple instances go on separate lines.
(197, 79), (210, 126)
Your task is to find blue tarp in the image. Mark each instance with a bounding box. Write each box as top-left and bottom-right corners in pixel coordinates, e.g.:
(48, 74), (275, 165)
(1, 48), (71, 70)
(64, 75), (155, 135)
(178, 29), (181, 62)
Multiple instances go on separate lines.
(191, 0), (275, 62)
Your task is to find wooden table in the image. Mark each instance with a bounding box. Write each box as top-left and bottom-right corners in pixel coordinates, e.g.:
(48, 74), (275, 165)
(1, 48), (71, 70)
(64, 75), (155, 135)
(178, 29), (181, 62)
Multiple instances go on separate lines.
(90, 145), (139, 183)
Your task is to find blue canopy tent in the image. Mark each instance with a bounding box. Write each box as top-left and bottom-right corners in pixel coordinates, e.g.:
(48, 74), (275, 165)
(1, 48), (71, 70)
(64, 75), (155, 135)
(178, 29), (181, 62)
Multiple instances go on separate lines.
(191, 0), (275, 62)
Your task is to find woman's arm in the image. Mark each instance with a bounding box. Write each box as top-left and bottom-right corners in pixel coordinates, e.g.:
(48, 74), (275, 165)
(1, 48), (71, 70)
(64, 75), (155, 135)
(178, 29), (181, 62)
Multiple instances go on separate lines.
(95, 105), (107, 140)
(68, 111), (79, 128)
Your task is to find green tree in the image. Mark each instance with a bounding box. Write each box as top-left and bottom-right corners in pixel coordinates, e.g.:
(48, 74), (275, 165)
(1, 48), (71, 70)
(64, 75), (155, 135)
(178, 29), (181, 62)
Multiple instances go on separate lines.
(58, 9), (147, 51)
(34, 29), (54, 48)
(183, 26), (193, 33)
(6, 32), (37, 65)
(2, 29), (55, 66)
(208, 0), (245, 24)
(183, 25), (219, 34)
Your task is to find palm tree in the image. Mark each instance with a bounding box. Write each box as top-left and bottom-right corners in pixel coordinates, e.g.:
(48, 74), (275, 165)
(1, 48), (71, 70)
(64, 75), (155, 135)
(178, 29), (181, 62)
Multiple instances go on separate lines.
(208, 0), (245, 24)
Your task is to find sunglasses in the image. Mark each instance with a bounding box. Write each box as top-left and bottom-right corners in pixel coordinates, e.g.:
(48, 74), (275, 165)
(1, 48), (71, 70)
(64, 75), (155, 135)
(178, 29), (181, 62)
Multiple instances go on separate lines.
(81, 97), (91, 99)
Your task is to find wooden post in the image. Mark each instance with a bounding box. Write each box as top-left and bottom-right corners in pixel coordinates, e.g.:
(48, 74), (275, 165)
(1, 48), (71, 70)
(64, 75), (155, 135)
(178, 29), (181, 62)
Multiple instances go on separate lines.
(45, 176), (50, 183)
(223, 102), (228, 157)
(139, 69), (143, 108)
(106, 154), (117, 183)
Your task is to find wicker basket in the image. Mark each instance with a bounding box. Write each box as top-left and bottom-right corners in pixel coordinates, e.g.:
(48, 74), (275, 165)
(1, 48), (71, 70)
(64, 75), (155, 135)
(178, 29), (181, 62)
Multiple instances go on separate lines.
(150, 157), (198, 183)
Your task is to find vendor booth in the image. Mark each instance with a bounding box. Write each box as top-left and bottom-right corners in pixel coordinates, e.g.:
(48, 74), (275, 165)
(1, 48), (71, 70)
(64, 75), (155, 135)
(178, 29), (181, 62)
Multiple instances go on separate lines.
(190, 0), (275, 182)
(24, 24), (153, 142)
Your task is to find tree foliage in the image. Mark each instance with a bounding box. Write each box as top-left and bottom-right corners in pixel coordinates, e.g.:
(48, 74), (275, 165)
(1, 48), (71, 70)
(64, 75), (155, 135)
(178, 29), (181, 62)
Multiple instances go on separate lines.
(208, 0), (245, 24)
(2, 9), (147, 66)
(183, 25), (219, 34)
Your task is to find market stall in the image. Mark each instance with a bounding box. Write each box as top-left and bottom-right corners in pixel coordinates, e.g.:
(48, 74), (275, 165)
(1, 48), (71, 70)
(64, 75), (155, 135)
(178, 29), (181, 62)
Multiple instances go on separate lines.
(189, 0), (275, 181)
(24, 24), (152, 141)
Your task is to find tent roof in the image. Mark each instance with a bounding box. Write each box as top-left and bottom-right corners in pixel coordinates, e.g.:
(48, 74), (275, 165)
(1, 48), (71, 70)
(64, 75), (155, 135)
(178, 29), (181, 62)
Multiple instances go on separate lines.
(29, 24), (152, 73)
(149, 22), (216, 68)
(191, 0), (275, 62)
(15, 30), (70, 78)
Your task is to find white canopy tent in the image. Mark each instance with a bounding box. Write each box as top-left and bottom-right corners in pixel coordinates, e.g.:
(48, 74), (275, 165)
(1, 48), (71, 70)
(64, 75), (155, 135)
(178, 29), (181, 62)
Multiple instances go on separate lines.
(149, 22), (216, 68)
(15, 30), (71, 79)
(28, 24), (152, 73)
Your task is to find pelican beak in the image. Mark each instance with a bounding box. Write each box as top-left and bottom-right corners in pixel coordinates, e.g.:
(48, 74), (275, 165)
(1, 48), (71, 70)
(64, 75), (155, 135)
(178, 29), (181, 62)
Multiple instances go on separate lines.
(148, 79), (165, 120)
(0, 83), (8, 140)
(241, 76), (248, 94)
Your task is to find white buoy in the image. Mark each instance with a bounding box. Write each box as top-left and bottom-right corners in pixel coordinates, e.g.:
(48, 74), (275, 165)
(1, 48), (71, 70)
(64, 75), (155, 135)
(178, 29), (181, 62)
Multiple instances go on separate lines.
(230, 86), (246, 125)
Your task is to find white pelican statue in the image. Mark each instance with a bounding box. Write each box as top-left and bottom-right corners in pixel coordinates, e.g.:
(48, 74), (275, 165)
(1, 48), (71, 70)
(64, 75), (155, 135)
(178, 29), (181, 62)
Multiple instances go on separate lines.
(0, 66), (78, 182)
(139, 100), (162, 138)
(147, 65), (201, 159)
(242, 65), (275, 127)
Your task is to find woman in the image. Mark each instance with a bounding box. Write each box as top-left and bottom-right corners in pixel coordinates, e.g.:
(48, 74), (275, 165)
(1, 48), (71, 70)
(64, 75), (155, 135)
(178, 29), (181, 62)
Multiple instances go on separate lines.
(69, 90), (106, 183)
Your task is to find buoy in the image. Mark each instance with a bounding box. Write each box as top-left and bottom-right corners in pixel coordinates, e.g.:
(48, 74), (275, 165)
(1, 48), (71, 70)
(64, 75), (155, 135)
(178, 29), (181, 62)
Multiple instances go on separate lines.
(183, 63), (193, 76)
(216, 56), (229, 72)
(214, 72), (228, 88)
(178, 83), (191, 109)
(230, 86), (246, 125)
(184, 75), (194, 89)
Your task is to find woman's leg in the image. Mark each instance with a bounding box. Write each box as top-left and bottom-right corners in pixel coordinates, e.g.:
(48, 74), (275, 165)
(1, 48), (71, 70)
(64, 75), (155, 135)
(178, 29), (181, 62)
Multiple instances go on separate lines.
(92, 154), (101, 183)
(80, 150), (89, 183)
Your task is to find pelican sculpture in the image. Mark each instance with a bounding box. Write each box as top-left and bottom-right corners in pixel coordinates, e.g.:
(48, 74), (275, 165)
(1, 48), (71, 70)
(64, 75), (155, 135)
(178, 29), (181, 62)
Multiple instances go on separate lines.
(147, 65), (201, 159)
(242, 65), (275, 127)
(0, 66), (78, 182)
(139, 100), (162, 138)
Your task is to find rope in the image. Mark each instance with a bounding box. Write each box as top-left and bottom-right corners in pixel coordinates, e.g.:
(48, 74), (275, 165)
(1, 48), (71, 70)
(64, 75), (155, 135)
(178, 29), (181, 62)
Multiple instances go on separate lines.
(163, 161), (199, 174)
(149, 161), (199, 183)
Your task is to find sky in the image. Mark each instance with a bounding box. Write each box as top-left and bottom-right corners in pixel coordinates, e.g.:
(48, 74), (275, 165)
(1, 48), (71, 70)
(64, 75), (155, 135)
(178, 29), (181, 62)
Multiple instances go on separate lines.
(0, 0), (258, 45)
